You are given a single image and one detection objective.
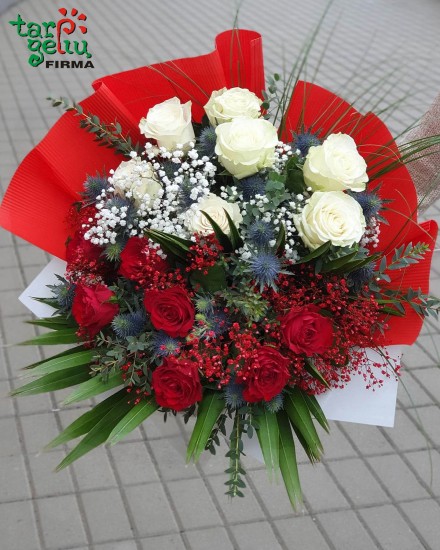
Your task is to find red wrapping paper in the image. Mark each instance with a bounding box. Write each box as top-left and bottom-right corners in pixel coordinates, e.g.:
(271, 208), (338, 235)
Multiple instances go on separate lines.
(0, 30), (436, 344)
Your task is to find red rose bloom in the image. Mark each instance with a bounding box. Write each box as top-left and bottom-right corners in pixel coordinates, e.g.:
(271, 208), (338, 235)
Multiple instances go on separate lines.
(152, 357), (202, 411)
(144, 287), (195, 338)
(280, 305), (333, 356)
(119, 237), (168, 281)
(241, 346), (291, 403)
(72, 283), (119, 337)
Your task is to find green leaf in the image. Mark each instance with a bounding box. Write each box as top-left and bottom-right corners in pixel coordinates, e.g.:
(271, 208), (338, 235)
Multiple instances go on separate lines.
(190, 263), (227, 292)
(256, 407), (280, 478)
(275, 223), (286, 255)
(56, 396), (132, 470)
(201, 211), (233, 252)
(19, 328), (79, 346)
(24, 346), (86, 370)
(301, 393), (329, 433)
(186, 390), (225, 463)
(223, 209), (244, 250)
(146, 229), (192, 261)
(25, 350), (96, 377)
(304, 359), (330, 388)
(296, 242), (331, 264)
(285, 157), (306, 194)
(62, 370), (123, 405)
(320, 250), (359, 273)
(10, 366), (90, 396)
(107, 397), (158, 445)
(284, 388), (323, 462)
(46, 389), (128, 449)
(26, 316), (77, 330)
(277, 410), (302, 509)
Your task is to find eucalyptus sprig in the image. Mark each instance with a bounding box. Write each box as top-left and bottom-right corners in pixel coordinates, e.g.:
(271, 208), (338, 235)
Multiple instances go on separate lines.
(47, 96), (142, 156)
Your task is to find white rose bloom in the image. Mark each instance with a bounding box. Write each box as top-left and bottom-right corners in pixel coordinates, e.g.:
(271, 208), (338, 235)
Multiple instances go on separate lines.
(111, 159), (162, 207)
(303, 133), (368, 192)
(294, 191), (366, 250)
(215, 117), (278, 180)
(204, 87), (262, 126)
(184, 193), (243, 236)
(139, 97), (195, 150)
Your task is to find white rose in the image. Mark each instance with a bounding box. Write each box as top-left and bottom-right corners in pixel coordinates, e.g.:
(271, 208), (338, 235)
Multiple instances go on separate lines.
(184, 193), (243, 236)
(111, 159), (162, 207)
(294, 191), (366, 250)
(139, 97), (195, 150)
(204, 87), (262, 126)
(215, 117), (278, 179)
(303, 133), (368, 192)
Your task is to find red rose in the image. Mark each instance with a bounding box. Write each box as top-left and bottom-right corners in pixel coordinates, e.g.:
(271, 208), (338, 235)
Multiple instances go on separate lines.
(66, 231), (103, 267)
(241, 346), (290, 403)
(152, 357), (202, 411)
(119, 237), (168, 281)
(280, 305), (333, 356)
(72, 283), (119, 337)
(144, 287), (195, 338)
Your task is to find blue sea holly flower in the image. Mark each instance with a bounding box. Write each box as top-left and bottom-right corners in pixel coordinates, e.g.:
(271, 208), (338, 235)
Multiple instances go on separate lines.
(83, 174), (108, 202)
(349, 190), (383, 223)
(347, 264), (375, 292)
(224, 380), (245, 409)
(249, 252), (281, 290)
(152, 331), (181, 357)
(239, 174), (266, 201)
(292, 131), (322, 157)
(112, 311), (147, 339)
(198, 126), (217, 157)
(249, 220), (275, 248)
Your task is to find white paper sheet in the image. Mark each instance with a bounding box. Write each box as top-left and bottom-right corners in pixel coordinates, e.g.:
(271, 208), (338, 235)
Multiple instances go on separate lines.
(19, 257), (67, 318)
(316, 346), (401, 428)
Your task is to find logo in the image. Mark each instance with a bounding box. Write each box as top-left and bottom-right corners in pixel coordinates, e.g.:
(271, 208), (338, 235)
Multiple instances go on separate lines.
(9, 8), (94, 68)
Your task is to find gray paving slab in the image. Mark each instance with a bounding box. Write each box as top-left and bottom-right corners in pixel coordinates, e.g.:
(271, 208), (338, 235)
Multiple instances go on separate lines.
(0, 0), (440, 549)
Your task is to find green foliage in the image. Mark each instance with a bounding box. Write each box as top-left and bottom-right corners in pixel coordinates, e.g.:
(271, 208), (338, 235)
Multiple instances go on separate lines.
(62, 370), (123, 405)
(190, 263), (228, 292)
(186, 390), (225, 463)
(220, 285), (269, 323)
(256, 407), (280, 479)
(47, 96), (141, 156)
(11, 365), (91, 396)
(107, 397), (159, 445)
(277, 410), (302, 508)
(225, 411), (247, 498)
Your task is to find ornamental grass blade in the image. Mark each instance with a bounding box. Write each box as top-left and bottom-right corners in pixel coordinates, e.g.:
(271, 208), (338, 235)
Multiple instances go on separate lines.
(55, 396), (132, 470)
(301, 393), (330, 433)
(107, 397), (158, 445)
(62, 370), (123, 405)
(24, 349), (96, 377)
(256, 408), (280, 479)
(10, 366), (90, 396)
(277, 410), (302, 509)
(186, 390), (225, 463)
(45, 389), (128, 449)
(20, 328), (79, 346)
(284, 388), (323, 463)
(223, 209), (244, 249)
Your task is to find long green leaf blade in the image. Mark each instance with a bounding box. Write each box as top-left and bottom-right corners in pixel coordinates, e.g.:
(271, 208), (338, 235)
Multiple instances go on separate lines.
(107, 397), (158, 445)
(46, 389), (128, 449)
(201, 211), (233, 252)
(62, 371), (123, 405)
(56, 397), (132, 470)
(284, 389), (323, 462)
(277, 410), (302, 509)
(20, 328), (79, 346)
(302, 393), (330, 433)
(11, 366), (90, 396)
(257, 407), (280, 479)
(25, 350), (96, 377)
(186, 390), (225, 463)
(24, 346), (86, 370)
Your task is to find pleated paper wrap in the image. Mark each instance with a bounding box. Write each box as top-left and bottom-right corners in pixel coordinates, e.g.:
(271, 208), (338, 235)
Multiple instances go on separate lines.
(0, 30), (438, 345)
(404, 93), (440, 211)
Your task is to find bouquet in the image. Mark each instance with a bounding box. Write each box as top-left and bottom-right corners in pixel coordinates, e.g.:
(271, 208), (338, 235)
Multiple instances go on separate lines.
(1, 29), (439, 508)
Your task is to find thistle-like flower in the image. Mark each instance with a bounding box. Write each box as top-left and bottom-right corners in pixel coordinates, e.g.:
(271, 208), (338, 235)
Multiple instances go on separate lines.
(151, 331), (181, 357)
(112, 311), (146, 339)
(198, 126), (217, 157)
(347, 264), (375, 292)
(248, 220), (275, 248)
(249, 252), (281, 290)
(224, 380), (245, 409)
(239, 174), (266, 201)
(264, 393), (284, 413)
(350, 191), (383, 223)
(82, 174), (108, 203)
(292, 131), (321, 157)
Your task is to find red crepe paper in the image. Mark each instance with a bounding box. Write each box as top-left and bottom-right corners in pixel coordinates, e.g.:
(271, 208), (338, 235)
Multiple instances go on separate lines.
(0, 30), (437, 346)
